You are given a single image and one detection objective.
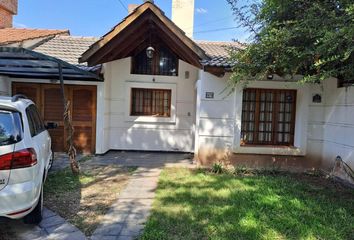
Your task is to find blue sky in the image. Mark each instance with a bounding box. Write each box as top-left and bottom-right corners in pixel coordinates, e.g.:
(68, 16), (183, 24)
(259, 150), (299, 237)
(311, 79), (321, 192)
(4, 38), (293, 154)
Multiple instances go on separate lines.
(14, 0), (249, 42)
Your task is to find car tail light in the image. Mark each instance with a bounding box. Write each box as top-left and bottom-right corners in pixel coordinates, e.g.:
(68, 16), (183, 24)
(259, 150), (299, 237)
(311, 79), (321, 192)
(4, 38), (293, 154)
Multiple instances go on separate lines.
(0, 148), (37, 170)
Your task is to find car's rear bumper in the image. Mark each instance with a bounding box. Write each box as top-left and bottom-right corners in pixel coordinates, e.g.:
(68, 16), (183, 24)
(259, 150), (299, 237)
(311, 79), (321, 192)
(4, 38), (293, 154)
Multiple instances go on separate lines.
(0, 180), (41, 219)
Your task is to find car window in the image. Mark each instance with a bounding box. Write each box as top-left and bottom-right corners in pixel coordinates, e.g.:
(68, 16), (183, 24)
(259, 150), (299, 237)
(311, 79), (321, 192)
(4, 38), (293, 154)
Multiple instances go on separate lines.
(31, 105), (45, 132)
(0, 110), (23, 146)
(26, 106), (36, 137)
(26, 104), (45, 137)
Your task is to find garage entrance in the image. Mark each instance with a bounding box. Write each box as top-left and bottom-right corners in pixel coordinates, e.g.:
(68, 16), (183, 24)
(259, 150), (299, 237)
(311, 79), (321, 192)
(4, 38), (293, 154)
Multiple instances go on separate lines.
(12, 82), (96, 154)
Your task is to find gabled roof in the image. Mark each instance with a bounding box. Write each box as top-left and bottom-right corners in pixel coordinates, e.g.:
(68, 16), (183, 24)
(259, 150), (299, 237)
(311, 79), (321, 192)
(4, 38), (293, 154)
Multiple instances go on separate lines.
(32, 35), (243, 70)
(0, 28), (69, 45)
(34, 36), (99, 65)
(80, 1), (208, 68)
(197, 41), (244, 68)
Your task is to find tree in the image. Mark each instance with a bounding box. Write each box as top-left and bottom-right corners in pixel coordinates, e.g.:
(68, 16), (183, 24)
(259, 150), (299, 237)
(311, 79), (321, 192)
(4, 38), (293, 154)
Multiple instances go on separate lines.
(227, 0), (354, 85)
(59, 64), (80, 175)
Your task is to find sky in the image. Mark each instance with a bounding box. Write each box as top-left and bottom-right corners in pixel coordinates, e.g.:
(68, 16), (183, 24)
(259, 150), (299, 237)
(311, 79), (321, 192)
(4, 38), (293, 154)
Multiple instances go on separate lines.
(13, 0), (250, 42)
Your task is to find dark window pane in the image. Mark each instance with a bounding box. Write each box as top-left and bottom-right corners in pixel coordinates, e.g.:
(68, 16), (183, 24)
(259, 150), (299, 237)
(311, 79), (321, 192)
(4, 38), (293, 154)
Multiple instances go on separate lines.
(241, 89), (296, 146)
(132, 45), (178, 76)
(0, 110), (23, 146)
(131, 88), (171, 117)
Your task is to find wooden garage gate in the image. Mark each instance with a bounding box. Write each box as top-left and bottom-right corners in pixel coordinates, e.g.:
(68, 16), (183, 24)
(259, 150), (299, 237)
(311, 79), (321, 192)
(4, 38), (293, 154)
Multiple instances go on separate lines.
(12, 82), (96, 154)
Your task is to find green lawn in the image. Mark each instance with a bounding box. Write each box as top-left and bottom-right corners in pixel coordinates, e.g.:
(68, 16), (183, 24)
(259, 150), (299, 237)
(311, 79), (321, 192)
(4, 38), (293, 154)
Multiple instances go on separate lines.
(140, 168), (354, 240)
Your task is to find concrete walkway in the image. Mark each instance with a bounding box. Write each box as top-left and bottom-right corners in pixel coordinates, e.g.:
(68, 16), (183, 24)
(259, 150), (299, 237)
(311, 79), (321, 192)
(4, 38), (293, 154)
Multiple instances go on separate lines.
(0, 208), (85, 240)
(91, 167), (161, 240)
(88, 152), (194, 240)
(1, 151), (194, 240)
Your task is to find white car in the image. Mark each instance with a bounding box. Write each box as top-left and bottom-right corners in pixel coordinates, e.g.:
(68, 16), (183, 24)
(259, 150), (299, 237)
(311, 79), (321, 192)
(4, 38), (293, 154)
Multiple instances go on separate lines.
(0, 95), (53, 224)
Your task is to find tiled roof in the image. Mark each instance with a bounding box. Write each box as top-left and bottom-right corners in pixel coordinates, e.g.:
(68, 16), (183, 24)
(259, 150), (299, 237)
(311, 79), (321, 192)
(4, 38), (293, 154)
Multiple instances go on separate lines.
(0, 28), (69, 45)
(34, 36), (99, 65)
(32, 35), (243, 68)
(196, 41), (244, 68)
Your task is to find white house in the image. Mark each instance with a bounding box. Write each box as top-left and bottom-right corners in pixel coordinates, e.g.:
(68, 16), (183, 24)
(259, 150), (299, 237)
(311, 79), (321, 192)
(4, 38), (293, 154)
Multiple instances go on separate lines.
(0, 0), (353, 184)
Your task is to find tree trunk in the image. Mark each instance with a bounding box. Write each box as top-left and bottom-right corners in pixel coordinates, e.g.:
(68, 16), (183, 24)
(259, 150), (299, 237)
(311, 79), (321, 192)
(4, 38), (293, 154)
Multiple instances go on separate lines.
(64, 101), (80, 175)
(58, 63), (80, 175)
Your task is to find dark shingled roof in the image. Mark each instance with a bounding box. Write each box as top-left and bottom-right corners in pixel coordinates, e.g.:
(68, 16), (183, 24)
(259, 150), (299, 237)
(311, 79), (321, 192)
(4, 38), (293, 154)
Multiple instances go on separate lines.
(34, 36), (243, 68)
(196, 41), (244, 68)
(34, 36), (99, 65)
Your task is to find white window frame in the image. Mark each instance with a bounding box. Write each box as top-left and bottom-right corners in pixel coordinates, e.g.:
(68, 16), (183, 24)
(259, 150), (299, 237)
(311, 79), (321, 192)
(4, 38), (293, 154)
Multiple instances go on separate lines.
(124, 81), (177, 123)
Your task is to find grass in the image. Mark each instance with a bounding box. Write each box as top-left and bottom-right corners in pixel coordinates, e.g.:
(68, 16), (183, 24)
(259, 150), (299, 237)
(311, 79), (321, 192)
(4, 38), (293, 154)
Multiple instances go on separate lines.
(140, 168), (354, 240)
(44, 164), (136, 236)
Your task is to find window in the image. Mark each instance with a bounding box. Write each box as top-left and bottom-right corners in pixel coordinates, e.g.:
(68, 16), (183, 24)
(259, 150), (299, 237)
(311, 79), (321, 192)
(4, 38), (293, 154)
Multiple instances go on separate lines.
(131, 45), (178, 76)
(0, 110), (23, 146)
(338, 78), (354, 88)
(131, 88), (171, 117)
(26, 104), (45, 137)
(241, 89), (297, 146)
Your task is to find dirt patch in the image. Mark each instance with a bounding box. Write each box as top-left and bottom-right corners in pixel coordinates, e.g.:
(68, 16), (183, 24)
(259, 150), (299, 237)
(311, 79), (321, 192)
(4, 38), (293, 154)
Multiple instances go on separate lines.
(44, 164), (136, 236)
(290, 172), (354, 198)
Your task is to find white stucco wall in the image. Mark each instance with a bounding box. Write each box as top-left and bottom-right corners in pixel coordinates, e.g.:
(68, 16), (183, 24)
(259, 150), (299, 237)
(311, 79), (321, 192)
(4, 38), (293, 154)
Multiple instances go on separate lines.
(0, 76), (10, 96)
(195, 72), (354, 173)
(319, 78), (354, 170)
(195, 72), (311, 157)
(101, 57), (199, 152)
(195, 71), (236, 155)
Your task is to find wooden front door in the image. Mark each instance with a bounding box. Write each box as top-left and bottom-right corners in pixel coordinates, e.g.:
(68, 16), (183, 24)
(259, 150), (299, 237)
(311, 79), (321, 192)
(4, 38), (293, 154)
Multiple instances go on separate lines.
(12, 82), (97, 153)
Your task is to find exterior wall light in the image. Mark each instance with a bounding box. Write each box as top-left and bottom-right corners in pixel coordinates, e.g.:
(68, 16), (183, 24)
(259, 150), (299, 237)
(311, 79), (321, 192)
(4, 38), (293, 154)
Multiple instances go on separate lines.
(312, 94), (322, 103)
(146, 46), (155, 59)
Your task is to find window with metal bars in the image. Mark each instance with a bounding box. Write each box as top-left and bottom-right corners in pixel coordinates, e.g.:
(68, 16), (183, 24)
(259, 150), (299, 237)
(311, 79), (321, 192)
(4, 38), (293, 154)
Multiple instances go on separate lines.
(337, 77), (354, 88)
(130, 88), (171, 117)
(131, 46), (178, 76)
(241, 88), (297, 146)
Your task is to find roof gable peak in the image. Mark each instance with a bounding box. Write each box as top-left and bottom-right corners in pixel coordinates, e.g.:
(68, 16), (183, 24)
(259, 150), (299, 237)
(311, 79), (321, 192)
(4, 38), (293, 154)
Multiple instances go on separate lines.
(80, 1), (207, 68)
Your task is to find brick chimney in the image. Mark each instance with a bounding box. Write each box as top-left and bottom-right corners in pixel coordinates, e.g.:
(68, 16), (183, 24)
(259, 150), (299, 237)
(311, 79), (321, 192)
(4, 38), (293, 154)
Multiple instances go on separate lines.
(0, 0), (18, 28)
(172, 0), (194, 39)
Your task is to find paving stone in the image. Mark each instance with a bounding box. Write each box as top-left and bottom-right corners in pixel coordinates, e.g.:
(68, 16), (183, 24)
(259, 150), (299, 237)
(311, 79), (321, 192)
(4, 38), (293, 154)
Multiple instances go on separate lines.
(93, 223), (124, 236)
(47, 230), (86, 240)
(116, 235), (134, 240)
(46, 222), (79, 234)
(39, 215), (65, 228)
(119, 223), (144, 237)
(42, 208), (57, 219)
(90, 236), (117, 240)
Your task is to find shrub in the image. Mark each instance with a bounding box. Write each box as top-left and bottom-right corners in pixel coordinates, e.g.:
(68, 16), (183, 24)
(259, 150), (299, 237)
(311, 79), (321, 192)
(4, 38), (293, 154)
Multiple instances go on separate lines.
(234, 165), (251, 175)
(211, 162), (224, 174)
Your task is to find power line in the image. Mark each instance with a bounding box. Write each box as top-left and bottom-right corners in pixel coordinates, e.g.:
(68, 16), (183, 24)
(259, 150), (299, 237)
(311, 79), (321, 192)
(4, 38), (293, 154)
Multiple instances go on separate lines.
(184, 15), (234, 31)
(194, 26), (239, 34)
(117, 0), (128, 11)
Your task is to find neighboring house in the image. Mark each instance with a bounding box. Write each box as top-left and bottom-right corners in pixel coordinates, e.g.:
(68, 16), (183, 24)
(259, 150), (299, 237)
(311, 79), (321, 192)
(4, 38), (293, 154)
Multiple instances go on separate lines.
(0, 28), (69, 49)
(0, 0), (353, 183)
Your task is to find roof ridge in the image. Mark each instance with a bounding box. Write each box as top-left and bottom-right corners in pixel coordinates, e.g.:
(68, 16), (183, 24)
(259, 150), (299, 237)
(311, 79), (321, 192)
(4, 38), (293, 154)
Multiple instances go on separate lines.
(195, 40), (241, 44)
(3, 27), (69, 32)
(54, 35), (99, 39)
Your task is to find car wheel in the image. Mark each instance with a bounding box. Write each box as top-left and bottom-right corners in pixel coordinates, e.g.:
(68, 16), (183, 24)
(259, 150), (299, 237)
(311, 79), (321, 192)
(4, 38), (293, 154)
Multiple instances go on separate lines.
(24, 185), (43, 224)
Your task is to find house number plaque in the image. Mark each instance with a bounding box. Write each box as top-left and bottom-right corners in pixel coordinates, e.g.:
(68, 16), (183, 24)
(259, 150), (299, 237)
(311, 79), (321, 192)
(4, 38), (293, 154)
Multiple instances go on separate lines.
(205, 92), (214, 99)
